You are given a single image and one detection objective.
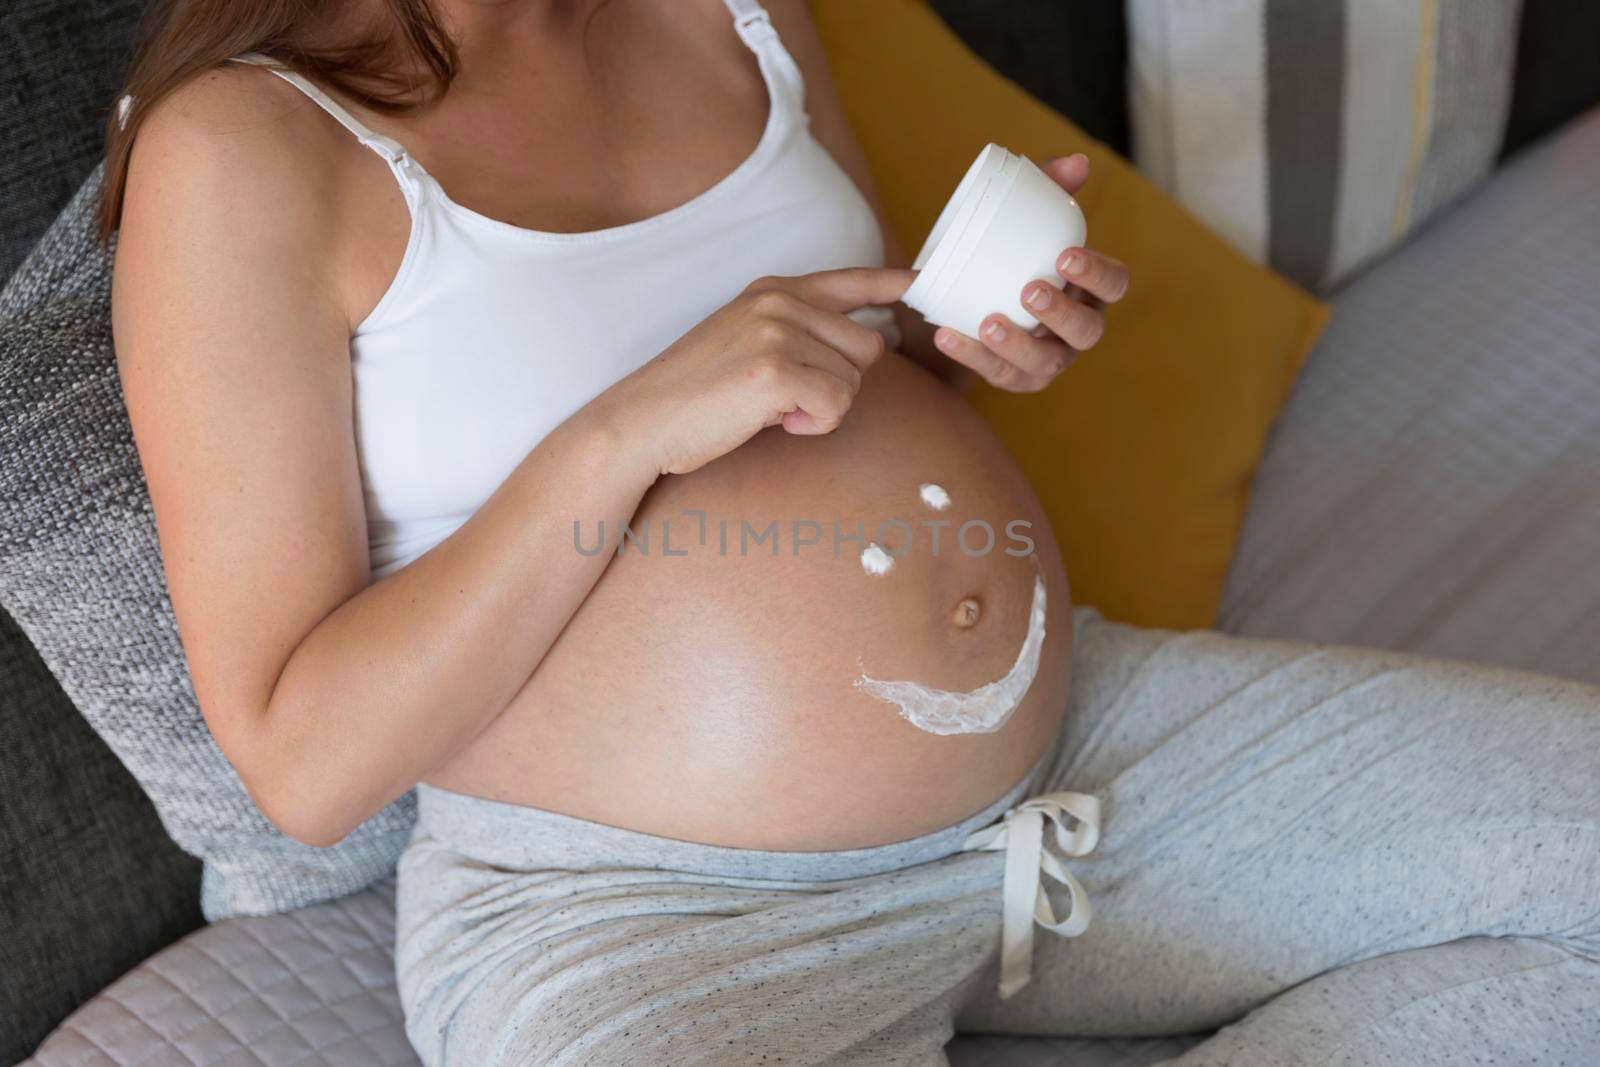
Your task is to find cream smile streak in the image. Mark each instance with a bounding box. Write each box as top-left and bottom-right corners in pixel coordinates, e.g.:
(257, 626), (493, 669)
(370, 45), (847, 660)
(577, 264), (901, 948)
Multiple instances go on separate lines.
(852, 482), (1046, 735)
(855, 574), (1047, 735)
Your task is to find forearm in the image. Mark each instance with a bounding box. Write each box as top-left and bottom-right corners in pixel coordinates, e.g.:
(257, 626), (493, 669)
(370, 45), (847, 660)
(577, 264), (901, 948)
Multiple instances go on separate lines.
(252, 409), (655, 845)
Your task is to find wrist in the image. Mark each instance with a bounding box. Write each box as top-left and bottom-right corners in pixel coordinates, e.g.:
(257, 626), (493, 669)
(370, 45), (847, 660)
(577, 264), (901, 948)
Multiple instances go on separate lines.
(562, 389), (663, 491)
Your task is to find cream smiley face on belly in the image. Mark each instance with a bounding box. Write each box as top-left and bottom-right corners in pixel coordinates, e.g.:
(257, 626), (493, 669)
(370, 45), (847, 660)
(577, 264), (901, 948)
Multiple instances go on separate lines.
(423, 351), (1075, 850)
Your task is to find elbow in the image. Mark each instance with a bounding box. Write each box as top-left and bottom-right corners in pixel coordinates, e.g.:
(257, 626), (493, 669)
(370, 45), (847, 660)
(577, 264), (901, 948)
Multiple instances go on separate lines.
(229, 719), (363, 849)
(262, 792), (356, 850)
(246, 771), (359, 849)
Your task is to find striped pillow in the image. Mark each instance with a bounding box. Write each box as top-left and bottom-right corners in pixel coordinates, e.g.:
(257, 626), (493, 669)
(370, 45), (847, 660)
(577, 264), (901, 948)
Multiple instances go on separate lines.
(1129, 0), (1523, 292)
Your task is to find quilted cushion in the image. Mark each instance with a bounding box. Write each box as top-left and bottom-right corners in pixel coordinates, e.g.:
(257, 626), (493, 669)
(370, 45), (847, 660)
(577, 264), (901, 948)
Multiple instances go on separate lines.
(0, 604), (203, 1067)
(23, 880), (419, 1066)
(23, 879), (1205, 1066)
(0, 170), (417, 922)
(1219, 104), (1600, 683)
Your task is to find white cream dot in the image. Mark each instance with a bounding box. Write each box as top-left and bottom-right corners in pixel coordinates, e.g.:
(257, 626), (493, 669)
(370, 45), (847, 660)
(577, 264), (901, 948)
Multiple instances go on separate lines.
(919, 483), (952, 511)
(860, 542), (895, 576)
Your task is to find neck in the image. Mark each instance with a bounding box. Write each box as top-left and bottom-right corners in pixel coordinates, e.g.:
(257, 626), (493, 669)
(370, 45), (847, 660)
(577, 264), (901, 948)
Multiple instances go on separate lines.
(429, 0), (624, 49)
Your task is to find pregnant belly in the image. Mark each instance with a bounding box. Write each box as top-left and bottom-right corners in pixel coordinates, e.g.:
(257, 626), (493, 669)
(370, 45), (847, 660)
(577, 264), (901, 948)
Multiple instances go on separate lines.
(423, 352), (1075, 849)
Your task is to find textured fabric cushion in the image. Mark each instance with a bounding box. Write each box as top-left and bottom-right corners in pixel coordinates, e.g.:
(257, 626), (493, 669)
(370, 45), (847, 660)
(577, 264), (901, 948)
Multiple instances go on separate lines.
(812, 0), (1329, 630)
(1218, 104), (1600, 683)
(926, 0), (1129, 156)
(0, 171), (417, 922)
(23, 877), (1204, 1067)
(1128, 0), (1523, 293)
(0, 0), (146, 285)
(0, 605), (203, 1067)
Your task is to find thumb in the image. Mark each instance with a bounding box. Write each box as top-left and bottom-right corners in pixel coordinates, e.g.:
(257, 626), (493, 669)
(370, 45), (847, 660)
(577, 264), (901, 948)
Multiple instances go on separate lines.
(1043, 152), (1090, 195)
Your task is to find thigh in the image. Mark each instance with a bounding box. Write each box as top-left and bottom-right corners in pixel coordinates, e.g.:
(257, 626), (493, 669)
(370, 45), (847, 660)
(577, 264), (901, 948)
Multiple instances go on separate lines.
(1166, 935), (1600, 1066)
(397, 835), (1008, 1066)
(959, 609), (1600, 1036)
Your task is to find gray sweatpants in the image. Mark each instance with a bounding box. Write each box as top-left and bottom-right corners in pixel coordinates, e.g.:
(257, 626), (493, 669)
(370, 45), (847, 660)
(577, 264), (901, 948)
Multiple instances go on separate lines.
(394, 609), (1600, 1065)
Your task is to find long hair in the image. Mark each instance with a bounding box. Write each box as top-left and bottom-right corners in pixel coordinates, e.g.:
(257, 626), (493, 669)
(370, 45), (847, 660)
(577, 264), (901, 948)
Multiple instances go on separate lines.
(97, 0), (458, 243)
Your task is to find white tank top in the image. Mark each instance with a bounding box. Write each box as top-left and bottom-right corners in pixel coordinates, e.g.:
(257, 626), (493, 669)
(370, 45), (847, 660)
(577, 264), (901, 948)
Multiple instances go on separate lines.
(229, 0), (898, 580)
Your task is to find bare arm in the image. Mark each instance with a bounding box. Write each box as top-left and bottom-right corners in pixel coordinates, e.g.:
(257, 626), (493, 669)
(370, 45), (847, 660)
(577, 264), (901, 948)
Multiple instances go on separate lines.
(114, 62), (909, 849)
(114, 69), (656, 847)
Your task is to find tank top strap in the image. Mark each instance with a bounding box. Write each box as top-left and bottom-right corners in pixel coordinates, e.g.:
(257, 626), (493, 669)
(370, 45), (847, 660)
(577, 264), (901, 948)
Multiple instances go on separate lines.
(225, 53), (427, 203)
(717, 0), (807, 116)
(721, 0), (776, 46)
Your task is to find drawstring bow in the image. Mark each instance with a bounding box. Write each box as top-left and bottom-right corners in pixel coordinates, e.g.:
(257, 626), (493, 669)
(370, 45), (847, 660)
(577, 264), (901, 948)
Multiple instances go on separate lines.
(961, 790), (1100, 998)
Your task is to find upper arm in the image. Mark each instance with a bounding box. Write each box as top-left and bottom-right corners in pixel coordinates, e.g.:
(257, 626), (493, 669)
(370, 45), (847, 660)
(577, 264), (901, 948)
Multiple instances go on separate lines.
(112, 66), (371, 780)
(765, 0), (912, 269)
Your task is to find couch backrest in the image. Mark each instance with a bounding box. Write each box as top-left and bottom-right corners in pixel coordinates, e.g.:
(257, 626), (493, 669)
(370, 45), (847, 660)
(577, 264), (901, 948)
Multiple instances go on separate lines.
(0, 0), (146, 285)
(0, 7), (198, 1061)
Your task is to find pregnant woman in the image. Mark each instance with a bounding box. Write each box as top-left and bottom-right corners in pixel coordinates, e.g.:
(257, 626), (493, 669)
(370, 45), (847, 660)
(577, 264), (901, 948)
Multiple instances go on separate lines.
(107, 0), (1600, 1064)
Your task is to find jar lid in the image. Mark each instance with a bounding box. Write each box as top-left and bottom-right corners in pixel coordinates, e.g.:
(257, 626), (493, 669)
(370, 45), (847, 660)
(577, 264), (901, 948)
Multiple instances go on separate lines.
(918, 149), (1023, 314)
(904, 143), (1011, 316)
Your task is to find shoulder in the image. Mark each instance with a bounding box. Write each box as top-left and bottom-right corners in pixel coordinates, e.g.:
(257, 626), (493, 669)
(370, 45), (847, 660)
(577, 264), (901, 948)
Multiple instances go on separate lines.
(759, 0), (825, 57)
(137, 63), (343, 171)
(115, 62), (366, 327)
(122, 62), (353, 252)
(113, 63), (363, 349)
(754, 0), (831, 108)
(757, 0), (814, 29)
(754, 1), (849, 145)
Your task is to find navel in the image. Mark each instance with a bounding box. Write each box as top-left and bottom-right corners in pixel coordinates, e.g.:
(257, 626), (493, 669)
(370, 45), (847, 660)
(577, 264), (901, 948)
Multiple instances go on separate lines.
(855, 575), (1048, 736)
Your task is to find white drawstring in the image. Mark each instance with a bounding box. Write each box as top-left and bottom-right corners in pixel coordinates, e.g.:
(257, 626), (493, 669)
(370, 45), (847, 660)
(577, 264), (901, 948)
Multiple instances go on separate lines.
(961, 790), (1101, 999)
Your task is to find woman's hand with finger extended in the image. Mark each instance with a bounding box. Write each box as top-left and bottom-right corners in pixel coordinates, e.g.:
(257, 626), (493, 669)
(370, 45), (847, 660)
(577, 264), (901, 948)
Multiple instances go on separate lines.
(589, 266), (916, 478)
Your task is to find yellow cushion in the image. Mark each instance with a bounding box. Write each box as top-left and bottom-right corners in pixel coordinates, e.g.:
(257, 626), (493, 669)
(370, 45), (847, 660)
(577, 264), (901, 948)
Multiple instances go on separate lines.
(810, 0), (1329, 630)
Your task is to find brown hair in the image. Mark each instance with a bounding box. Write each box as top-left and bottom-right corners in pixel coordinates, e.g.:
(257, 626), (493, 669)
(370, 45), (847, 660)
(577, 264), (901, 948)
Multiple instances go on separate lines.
(97, 0), (459, 243)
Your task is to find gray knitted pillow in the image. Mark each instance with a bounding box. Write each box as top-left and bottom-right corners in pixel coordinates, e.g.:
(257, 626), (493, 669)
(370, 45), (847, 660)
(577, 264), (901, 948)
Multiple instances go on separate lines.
(0, 167), (417, 921)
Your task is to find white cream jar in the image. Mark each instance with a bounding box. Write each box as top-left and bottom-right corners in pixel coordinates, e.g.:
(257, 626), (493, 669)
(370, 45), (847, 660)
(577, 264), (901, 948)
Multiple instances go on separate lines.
(901, 143), (1089, 340)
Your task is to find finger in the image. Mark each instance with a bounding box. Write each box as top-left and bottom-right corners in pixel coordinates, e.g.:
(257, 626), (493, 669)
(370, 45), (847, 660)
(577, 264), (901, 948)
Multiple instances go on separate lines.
(1061, 281), (1104, 312)
(790, 332), (865, 394)
(1021, 278), (1106, 351)
(740, 287), (885, 372)
(1042, 152), (1089, 196)
(1057, 247), (1130, 305)
(793, 304), (890, 373)
(975, 313), (1076, 379)
(751, 266), (919, 315)
(933, 325), (1052, 393)
(794, 265), (919, 314)
(775, 362), (857, 435)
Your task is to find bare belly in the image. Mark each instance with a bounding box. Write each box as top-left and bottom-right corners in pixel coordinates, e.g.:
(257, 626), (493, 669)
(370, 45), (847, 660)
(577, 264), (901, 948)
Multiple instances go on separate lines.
(423, 352), (1074, 848)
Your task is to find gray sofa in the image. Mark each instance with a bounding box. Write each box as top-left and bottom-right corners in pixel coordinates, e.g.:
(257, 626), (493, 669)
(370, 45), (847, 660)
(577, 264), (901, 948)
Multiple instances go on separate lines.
(3, 1), (1596, 1065)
